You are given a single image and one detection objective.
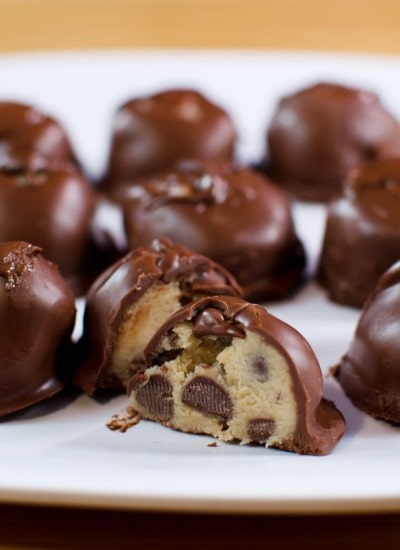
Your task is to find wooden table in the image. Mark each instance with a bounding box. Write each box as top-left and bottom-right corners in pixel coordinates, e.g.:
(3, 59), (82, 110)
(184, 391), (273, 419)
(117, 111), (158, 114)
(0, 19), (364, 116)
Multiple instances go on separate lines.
(1, 1), (400, 548)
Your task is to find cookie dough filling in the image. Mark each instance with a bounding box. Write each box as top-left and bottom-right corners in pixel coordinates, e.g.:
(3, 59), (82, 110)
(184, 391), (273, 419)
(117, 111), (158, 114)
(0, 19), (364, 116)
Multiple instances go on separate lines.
(128, 295), (345, 455)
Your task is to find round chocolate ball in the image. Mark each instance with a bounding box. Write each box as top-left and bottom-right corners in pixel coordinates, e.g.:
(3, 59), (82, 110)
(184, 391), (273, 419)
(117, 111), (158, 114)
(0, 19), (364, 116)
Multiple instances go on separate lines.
(318, 158), (400, 308)
(266, 82), (400, 202)
(102, 88), (236, 191)
(0, 102), (77, 170)
(119, 162), (305, 302)
(0, 241), (76, 417)
(0, 161), (96, 295)
(336, 261), (400, 423)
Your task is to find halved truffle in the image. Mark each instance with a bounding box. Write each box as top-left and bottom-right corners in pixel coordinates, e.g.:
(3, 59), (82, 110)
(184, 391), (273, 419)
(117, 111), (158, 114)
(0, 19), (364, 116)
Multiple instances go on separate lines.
(336, 261), (400, 423)
(128, 295), (345, 455)
(0, 241), (76, 417)
(74, 238), (242, 395)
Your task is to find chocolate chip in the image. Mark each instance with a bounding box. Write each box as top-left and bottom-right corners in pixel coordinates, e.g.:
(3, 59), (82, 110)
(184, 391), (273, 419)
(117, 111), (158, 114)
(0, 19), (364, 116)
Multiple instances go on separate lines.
(134, 374), (173, 421)
(251, 356), (269, 382)
(247, 418), (275, 442)
(182, 375), (233, 421)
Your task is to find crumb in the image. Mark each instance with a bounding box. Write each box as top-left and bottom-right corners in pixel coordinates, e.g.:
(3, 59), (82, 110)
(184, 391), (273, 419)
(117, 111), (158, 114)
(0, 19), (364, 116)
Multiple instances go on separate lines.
(207, 441), (218, 447)
(106, 406), (141, 433)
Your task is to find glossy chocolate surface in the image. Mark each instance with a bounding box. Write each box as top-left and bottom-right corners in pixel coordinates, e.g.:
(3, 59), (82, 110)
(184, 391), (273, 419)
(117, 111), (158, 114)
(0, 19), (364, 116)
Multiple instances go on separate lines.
(266, 83), (400, 201)
(336, 261), (400, 423)
(75, 238), (242, 394)
(120, 162), (306, 301)
(0, 102), (77, 170)
(138, 295), (345, 455)
(0, 241), (76, 417)
(0, 162), (96, 295)
(102, 89), (236, 190)
(319, 158), (400, 308)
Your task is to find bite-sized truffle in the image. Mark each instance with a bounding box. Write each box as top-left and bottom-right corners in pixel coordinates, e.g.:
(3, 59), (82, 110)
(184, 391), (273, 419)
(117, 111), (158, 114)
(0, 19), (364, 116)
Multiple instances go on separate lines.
(0, 161), (97, 295)
(266, 82), (400, 202)
(117, 161), (305, 302)
(74, 238), (242, 395)
(0, 241), (76, 417)
(318, 158), (400, 308)
(336, 261), (400, 423)
(102, 89), (236, 191)
(0, 101), (77, 170)
(128, 295), (345, 455)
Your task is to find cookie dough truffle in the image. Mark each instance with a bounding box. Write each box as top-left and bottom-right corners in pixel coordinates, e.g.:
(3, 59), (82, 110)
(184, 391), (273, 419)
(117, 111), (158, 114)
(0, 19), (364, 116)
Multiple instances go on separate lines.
(0, 241), (76, 417)
(0, 102), (77, 170)
(120, 162), (306, 302)
(266, 82), (400, 201)
(128, 295), (345, 455)
(102, 89), (236, 191)
(318, 158), (400, 308)
(0, 161), (96, 294)
(75, 238), (242, 395)
(336, 261), (400, 423)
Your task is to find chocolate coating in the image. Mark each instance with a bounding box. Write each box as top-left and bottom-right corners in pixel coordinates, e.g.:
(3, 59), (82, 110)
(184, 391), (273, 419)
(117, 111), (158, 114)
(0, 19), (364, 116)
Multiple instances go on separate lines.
(75, 238), (242, 394)
(135, 295), (345, 455)
(266, 83), (400, 202)
(318, 158), (400, 308)
(0, 241), (76, 417)
(0, 162), (96, 295)
(336, 261), (400, 423)
(102, 89), (236, 190)
(120, 162), (306, 301)
(0, 102), (77, 170)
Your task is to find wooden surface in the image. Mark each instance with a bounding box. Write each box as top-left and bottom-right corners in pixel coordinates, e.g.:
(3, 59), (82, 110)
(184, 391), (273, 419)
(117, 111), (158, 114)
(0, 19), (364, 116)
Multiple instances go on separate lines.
(1, 1), (400, 548)
(0, 0), (400, 54)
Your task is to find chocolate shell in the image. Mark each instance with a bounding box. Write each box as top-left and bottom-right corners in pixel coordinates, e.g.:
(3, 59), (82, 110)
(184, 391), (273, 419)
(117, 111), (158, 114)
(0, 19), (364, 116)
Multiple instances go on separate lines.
(102, 88), (236, 191)
(128, 295), (345, 455)
(266, 82), (400, 202)
(0, 102), (77, 170)
(74, 238), (242, 395)
(0, 241), (76, 417)
(119, 161), (306, 302)
(318, 158), (400, 308)
(0, 162), (97, 295)
(336, 261), (400, 423)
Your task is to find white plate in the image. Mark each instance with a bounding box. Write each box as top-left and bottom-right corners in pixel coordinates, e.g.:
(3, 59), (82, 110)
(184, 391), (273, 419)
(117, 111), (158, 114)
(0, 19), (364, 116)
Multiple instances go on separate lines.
(1, 50), (400, 515)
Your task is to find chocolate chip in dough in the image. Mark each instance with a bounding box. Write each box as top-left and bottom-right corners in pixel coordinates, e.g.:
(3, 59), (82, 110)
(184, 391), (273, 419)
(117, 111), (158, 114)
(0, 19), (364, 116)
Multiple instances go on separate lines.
(251, 356), (269, 382)
(134, 374), (174, 421)
(247, 418), (276, 442)
(182, 375), (233, 421)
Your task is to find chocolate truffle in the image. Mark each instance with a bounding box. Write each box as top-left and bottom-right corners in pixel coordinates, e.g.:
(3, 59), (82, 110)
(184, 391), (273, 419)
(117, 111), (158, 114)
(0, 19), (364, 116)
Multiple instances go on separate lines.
(336, 261), (400, 423)
(0, 161), (96, 295)
(128, 295), (345, 455)
(318, 158), (400, 308)
(119, 162), (305, 302)
(266, 82), (400, 202)
(0, 241), (75, 417)
(0, 102), (77, 170)
(75, 238), (242, 395)
(102, 89), (236, 191)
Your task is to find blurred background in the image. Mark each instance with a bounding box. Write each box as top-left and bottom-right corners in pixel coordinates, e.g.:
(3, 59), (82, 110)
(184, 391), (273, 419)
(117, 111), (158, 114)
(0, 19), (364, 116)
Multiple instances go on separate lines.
(1, 0), (399, 54)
